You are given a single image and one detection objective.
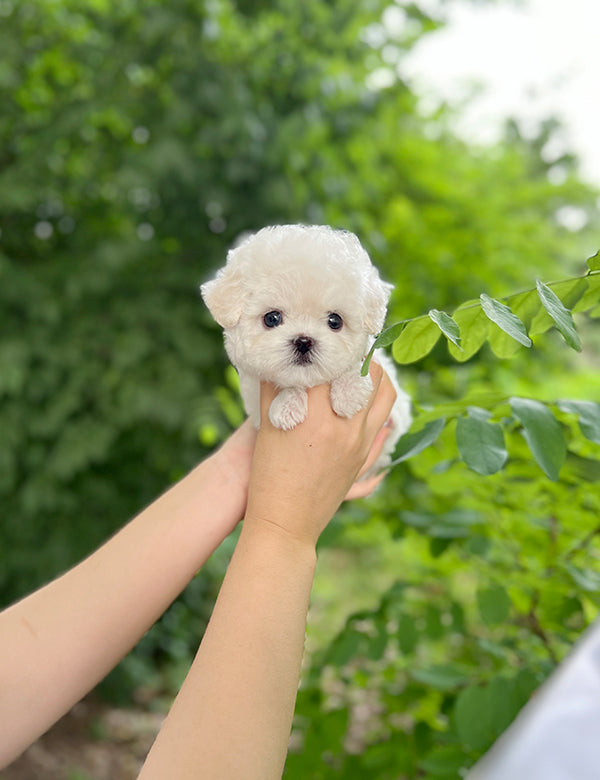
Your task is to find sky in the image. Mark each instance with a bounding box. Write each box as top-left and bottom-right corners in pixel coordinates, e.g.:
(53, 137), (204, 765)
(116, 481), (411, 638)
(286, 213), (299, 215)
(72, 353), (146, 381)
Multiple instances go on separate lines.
(402, 0), (600, 189)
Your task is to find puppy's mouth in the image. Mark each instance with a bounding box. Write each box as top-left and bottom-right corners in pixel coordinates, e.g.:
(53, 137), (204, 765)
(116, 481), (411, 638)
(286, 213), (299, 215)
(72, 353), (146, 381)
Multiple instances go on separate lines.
(291, 335), (315, 366)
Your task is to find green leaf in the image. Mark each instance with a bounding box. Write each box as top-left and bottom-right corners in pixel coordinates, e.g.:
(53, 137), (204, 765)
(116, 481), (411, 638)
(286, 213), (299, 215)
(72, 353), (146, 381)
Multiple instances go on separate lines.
(367, 620), (389, 661)
(507, 288), (544, 329)
(529, 278), (587, 335)
(514, 669), (540, 705)
(509, 397), (566, 481)
(557, 400), (600, 444)
(466, 535), (492, 557)
(401, 509), (483, 539)
(564, 563), (600, 593)
(454, 685), (492, 751)
(361, 738), (411, 773)
(573, 271), (600, 313)
(389, 418), (446, 465)
(484, 290), (541, 359)
(466, 405), (492, 421)
(536, 279), (582, 351)
(563, 454), (600, 482)
(550, 277), (590, 309)
(411, 664), (471, 691)
(373, 321), (407, 349)
(420, 746), (466, 776)
(456, 412), (508, 475)
(361, 343), (375, 376)
(328, 630), (363, 666)
(587, 251), (600, 271)
(392, 316), (440, 364)
(488, 676), (520, 736)
(362, 322), (406, 375)
(448, 301), (488, 362)
(480, 294), (532, 348)
(488, 289), (540, 357)
(415, 392), (508, 425)
(360, 321), (406, 376)
(361, 350), (374, 377)
(428, 309), (461, 348)
(429, 509), (484, 539)
(424, 606), (444, 640)
(488, 325), (529, 358)
(397, 613), (419, 654)
(401, 511), (436, 529)
(427, 524), (468, 540)
(477, 585), (511, 626)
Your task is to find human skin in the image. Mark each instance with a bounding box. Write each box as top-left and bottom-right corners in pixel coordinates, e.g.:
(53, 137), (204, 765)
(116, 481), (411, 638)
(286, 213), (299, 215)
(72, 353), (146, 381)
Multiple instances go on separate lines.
(0, 420), (256, 768)
(139, 362), (396, 779)
(0, 362), (394, 771)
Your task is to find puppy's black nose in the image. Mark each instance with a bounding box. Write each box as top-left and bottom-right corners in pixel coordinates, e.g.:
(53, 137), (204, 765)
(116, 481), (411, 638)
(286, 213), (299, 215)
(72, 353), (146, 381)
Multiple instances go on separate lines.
(294, 336), (313, 355)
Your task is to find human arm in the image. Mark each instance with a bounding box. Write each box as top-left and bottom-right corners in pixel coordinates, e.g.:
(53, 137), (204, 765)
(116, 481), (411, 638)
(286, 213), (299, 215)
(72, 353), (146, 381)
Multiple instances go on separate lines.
(139, 362), (397, 779)
(0, 372), (387, 768)
(0, 421), (257, 768)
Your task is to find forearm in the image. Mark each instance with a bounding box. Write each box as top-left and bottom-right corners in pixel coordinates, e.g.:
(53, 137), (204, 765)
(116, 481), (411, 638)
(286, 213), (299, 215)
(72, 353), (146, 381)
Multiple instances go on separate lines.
(140, 520), (317, 780)
(140, 370), (395, 778)
(0, 453), (243, 767)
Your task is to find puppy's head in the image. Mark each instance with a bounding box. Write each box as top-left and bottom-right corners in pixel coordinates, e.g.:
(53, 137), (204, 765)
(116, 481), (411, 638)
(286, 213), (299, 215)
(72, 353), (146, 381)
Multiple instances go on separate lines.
(201, 224), (392, 387)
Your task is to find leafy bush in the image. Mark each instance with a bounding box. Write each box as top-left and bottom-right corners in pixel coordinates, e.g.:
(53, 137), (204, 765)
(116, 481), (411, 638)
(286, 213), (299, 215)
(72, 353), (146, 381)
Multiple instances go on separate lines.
(284, 262), (600, 778)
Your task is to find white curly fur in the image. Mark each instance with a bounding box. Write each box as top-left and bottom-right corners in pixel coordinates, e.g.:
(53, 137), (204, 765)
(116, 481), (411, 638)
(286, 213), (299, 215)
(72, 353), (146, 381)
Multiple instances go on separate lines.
(201, 224), (412, 475)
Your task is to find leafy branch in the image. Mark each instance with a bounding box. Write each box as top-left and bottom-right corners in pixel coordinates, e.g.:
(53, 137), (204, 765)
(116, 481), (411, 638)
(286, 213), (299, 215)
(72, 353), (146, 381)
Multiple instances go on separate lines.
(390, 396), (600, 482)
(363, 251), (600, 373)
(366, 252), (600, 481)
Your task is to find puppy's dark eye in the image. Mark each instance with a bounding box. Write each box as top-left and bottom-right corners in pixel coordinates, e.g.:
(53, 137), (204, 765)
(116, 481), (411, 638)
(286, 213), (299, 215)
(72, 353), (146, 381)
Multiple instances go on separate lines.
(327, 313), (343, 331)
(263, 310), (283, 328)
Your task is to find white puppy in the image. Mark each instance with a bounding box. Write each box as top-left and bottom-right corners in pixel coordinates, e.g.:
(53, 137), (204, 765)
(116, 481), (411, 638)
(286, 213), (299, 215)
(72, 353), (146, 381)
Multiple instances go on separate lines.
(201, 224), (411, 475)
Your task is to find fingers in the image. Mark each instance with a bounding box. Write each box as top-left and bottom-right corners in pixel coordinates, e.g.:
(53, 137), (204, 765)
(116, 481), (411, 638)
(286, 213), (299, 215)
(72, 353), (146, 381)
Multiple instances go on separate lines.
(259, 363), (397, 456)
(365, 360), (384, 410)
(355, 424), (391, 480)
(351, 362), (398, 486)
(365, 361), (397, 435)
(344, 470), (386, 500)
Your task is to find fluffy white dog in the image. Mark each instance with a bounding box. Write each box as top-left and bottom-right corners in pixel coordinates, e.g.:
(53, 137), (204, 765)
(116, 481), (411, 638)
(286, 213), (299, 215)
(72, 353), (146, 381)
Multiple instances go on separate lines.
(201, 224), (411, 475)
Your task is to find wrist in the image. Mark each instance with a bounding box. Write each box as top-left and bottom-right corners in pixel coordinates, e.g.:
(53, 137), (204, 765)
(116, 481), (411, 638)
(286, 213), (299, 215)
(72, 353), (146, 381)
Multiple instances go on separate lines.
(244, 481), (340, 550)
(205, 426), (256, 517)
(201, 452), (248, 525)
(150, 457), (244, 571)
(241, 512), (318, 568)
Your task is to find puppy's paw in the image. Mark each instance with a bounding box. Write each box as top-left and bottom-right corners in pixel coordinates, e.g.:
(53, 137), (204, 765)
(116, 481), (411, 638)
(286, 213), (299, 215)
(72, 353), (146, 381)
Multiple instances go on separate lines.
(269, 388), (308, 430)
(330, 373), (373, 418)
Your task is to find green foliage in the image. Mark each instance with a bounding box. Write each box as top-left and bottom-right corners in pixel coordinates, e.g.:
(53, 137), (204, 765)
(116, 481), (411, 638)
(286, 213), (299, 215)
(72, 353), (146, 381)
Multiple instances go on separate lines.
(287, 381), (600, 776)
(1, 0), (599, 775)
(288, 271), (600, 775)
(364, 263), (600, 372)
(456, 410), (507, 476)
(362, 259), (600, 489)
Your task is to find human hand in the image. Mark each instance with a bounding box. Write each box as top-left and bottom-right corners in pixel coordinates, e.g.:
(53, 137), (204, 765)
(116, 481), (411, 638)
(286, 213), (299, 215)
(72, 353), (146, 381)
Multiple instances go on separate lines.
(343, 420), (393, 500)
(206, 419), (258, 532)
(244, 362), (397, 548)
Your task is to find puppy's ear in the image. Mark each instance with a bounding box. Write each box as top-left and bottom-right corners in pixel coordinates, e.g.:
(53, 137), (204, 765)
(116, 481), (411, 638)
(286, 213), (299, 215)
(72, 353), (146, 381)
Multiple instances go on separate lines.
(363, 272), (393, 334)
(200, 264), (246, 328)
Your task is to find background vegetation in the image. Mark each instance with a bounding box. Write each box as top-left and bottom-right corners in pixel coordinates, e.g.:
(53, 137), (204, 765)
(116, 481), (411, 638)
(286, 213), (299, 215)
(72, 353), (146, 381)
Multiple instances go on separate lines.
(1, 0), (599, 777)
